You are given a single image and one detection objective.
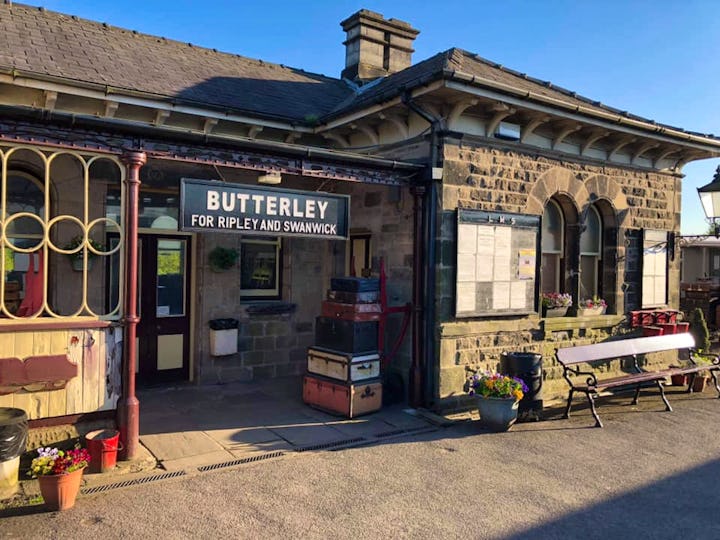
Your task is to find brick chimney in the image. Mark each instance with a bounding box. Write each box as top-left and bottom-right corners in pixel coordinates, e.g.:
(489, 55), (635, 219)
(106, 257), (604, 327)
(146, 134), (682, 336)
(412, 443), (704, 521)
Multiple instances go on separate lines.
(340, 10), (419, 84)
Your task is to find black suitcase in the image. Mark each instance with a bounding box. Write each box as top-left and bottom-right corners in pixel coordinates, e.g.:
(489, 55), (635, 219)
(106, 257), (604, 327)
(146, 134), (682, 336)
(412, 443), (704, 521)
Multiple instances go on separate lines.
(315, 317), (378, 354)
(327, 289), (380, 304)
(330, 277), (380, 293)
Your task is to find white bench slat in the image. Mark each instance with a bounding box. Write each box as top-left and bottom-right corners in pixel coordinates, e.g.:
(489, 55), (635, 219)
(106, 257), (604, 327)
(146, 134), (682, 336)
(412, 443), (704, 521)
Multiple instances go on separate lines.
(556, 333), (696, 365)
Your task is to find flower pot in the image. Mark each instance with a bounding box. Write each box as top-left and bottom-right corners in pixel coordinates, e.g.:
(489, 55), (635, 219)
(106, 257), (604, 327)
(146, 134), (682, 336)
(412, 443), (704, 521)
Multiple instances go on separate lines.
(542, 307), (568, 318)
(38, 467), (85, 511)
(670, 373), (688, 387)
(476, 396), (519, 432)
(71, 257), (93, 272)
(578, 306), (606, 316)
(691, 375), (707, 393)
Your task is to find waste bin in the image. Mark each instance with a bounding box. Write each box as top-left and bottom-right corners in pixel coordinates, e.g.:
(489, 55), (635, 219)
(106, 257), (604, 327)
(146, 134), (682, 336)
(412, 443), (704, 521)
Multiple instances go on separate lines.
(209, 318), (239, 356)
(502, 352), (543, 422)
(0, 407), (28, 500)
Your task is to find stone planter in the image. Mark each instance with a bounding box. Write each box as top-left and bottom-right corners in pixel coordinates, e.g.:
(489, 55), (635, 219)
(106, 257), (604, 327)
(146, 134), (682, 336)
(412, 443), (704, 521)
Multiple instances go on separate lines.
(476, 396), (519, 432)
(542, 307), (568, 318)
(691, 375), (707, 393)
(577, 306), (606, 316)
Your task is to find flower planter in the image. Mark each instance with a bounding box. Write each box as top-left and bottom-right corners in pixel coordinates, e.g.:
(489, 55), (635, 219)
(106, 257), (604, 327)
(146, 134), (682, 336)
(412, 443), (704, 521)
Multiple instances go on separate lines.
(70, 257), (94, 272)
(691, 375), (707, 393)
(476, 396), (519, 432)
(577, 306), (606, 316)
(38, 467), (85, 511)
(542, 307), (568, 318)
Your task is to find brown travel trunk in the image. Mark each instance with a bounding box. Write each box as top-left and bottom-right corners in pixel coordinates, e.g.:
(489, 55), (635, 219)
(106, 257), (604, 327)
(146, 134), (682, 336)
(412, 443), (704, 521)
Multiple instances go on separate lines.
(306, 347), (381, 383)
(302, 375), (382, 418)
(320, 301), (382, 322)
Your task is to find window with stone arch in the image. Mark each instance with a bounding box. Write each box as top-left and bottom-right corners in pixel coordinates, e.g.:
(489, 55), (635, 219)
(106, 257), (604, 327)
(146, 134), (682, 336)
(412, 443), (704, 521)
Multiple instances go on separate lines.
(579, 204), (603, 301)
(541, 198), (564, 294)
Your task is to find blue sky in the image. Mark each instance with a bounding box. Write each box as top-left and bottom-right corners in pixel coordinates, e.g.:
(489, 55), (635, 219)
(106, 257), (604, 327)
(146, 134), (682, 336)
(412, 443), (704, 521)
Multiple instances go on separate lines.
(31, 1), (720, 233)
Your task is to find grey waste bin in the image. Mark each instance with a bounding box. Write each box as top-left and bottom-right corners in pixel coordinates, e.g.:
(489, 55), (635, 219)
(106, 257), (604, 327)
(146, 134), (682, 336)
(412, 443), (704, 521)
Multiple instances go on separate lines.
(503, 352), (543, 421)
(0, 408), (28, 500)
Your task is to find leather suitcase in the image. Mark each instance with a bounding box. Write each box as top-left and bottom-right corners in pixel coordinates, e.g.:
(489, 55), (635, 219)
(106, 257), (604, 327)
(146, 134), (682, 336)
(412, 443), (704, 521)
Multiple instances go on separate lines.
(306, 346), (381, 382)
(327, 289), (380, 304)
(315, 317), (378, 354)
(330, 277), (380, 293)
(321, 301), (382, 322)
(302, 374), (382, 418)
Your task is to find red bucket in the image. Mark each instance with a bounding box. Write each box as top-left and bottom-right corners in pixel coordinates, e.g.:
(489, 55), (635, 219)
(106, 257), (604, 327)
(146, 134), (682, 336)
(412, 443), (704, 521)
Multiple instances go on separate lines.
(85, 429), (121, 473)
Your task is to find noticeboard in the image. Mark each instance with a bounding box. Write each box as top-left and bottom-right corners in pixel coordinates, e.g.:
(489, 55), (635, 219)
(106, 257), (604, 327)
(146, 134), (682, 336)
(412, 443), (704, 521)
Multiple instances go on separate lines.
(455, 209), (540, 317)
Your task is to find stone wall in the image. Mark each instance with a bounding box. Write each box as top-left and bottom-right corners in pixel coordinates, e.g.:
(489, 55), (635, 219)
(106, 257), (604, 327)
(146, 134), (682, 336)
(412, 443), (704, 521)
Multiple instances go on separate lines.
(194, 180), (415, 388)
(433, 138), (683, 411)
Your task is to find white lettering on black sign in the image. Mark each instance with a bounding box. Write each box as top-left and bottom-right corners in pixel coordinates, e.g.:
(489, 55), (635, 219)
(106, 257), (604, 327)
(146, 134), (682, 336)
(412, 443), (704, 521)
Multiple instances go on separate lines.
(180, 178), (349, 239)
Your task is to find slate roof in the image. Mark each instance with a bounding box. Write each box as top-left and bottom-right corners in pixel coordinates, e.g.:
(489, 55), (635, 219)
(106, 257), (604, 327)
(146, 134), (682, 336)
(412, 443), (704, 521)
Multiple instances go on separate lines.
(0, 3), (353, 123)
(0, 3), (715, 141)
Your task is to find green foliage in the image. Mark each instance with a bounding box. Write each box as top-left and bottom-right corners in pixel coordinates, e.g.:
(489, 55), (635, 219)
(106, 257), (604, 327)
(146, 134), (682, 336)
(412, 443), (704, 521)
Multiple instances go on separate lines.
(158, 251), (181, 276)
(208, 246), (238, 271)
(689, 307), (711, 351)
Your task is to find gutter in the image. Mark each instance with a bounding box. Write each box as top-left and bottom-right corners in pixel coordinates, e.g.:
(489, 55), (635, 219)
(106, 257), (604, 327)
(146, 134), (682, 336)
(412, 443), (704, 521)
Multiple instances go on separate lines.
(401, 93), (442, 409)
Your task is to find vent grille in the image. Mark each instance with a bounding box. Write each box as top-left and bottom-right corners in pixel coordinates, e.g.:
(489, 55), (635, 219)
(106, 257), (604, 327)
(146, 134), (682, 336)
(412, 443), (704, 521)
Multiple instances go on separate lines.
(197, 451), (285, 472)
(294, 437), (365, 453)
(81, 470), (187, 495)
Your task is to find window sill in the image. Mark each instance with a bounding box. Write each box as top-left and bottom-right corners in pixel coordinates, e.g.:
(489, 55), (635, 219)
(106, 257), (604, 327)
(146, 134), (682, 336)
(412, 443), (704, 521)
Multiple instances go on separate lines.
(0, 317), (114, 333)
(541, 314), (624, 334)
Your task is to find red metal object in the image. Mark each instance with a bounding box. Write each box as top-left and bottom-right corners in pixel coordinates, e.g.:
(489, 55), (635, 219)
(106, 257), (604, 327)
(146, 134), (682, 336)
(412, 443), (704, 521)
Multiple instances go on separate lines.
(642, 326), (664, 337)
(118, 151), (146, 461)
(85, 429), (121, 473)
(658, 323), (678, 335)
(676, 322), (690, 333)
(377, 258), (412, 369)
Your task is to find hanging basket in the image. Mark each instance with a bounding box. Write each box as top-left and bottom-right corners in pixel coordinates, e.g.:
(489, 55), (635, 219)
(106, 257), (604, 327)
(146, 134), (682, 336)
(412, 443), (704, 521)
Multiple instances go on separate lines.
(70, 257), (94, 272)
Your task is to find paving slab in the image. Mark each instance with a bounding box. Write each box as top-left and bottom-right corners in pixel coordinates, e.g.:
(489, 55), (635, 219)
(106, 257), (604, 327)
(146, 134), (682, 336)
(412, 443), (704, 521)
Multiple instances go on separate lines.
(268, 422), (350, 448)
(228, 439), (295, 459)
(325, 418), (396, 439)
(159, 449), (237, 472)
(204, 426), (283, 448)
(141, 430), (223, 461)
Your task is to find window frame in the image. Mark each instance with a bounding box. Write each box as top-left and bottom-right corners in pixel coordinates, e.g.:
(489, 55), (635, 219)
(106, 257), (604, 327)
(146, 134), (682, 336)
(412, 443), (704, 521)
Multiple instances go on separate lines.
(239, 237), (282, 300)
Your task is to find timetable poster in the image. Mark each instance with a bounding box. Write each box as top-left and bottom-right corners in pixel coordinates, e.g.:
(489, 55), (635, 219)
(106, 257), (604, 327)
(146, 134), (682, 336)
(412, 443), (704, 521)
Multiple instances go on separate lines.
(456, 209), (540, 317)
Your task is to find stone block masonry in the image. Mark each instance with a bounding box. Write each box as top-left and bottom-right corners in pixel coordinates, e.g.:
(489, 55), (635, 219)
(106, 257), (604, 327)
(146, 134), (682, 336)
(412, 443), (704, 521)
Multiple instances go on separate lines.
(433, 140), (683, 412)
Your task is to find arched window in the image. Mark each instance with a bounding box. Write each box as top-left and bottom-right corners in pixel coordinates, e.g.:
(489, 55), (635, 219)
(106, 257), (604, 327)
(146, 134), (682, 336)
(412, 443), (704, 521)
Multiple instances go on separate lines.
(579, 205), (602, 301)
(541, 199), (564, 293)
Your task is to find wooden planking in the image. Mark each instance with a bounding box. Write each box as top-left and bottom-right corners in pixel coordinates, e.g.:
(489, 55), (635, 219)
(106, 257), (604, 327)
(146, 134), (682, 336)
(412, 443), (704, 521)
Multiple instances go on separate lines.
(14, 332), (46, 419)
(82, 329), (101, 412)
(65, 330), (84, 415)
(48, 330), (69, 417)
(0, 333), (15, 408)
(104, 326), (122, 410)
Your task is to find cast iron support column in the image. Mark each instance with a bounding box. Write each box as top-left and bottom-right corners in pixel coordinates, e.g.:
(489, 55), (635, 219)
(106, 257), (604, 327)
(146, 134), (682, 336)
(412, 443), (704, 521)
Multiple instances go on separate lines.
(409, 185), (426, 408)
(118, 150), (146, 460)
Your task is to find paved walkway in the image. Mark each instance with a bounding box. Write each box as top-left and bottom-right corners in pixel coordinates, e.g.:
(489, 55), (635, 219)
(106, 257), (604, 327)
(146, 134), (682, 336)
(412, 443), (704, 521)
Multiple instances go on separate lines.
(135, 376), (437, 472)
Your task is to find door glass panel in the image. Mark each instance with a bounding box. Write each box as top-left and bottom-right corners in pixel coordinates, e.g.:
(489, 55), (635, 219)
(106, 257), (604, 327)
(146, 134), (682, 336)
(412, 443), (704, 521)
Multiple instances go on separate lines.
(156, 239), (185, 317)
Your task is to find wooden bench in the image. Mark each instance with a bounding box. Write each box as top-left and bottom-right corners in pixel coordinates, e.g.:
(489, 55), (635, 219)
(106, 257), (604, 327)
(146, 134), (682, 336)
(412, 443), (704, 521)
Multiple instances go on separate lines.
(555, 333), (720, 427)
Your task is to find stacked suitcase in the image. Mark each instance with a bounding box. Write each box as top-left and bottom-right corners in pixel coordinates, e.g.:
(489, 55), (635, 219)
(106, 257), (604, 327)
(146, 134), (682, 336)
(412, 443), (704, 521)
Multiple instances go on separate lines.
(302, 277), (383, 418)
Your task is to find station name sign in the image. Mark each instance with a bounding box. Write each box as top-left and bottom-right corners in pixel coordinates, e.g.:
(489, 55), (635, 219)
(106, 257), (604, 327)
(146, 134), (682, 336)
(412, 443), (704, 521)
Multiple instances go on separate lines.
(180, 178), (349, 239)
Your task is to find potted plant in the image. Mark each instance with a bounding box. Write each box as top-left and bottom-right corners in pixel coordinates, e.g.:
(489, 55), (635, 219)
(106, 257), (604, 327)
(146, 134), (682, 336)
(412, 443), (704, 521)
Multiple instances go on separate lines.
(466, 371), (528, 431)
(578, 296), (607, 316)
(28, 445), (91, 511)
(541, 292), (572, 317)
(208, 246), (239, 272)
(63, 235), (104, 271)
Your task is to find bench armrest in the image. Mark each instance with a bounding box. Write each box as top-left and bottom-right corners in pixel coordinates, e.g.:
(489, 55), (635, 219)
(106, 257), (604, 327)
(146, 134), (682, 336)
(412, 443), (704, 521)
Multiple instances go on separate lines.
(563, 365), (599, 388)
(689, 349), (720, 367)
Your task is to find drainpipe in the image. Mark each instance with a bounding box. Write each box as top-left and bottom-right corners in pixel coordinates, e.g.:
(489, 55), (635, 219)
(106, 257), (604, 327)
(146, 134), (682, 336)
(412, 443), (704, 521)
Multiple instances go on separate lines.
(409, 184), (426, 408)
(118, 150), (146, 460)
(402, 94), (442, 409)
